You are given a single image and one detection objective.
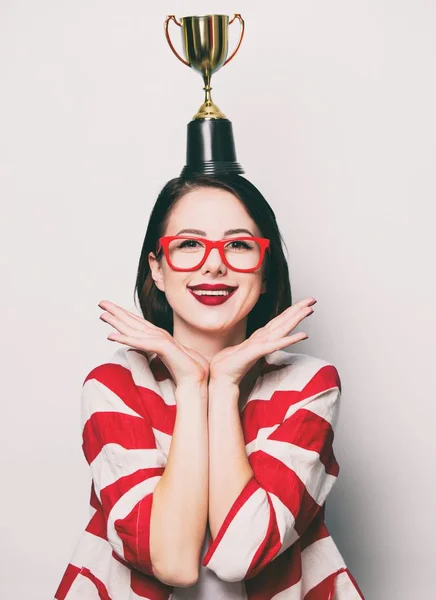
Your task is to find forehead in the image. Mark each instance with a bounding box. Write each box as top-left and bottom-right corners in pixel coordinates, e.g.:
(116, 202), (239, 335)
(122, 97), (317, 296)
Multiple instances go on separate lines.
(166, 187), (260, 236)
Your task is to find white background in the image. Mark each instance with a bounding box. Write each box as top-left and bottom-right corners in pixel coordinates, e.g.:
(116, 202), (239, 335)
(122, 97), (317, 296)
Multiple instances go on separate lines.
(1, 1), (435, 598)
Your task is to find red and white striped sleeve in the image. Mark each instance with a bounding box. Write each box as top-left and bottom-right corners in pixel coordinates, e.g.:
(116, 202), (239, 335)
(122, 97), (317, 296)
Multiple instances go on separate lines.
(80, 361), (167, 577)
(202, 363), (341, 582)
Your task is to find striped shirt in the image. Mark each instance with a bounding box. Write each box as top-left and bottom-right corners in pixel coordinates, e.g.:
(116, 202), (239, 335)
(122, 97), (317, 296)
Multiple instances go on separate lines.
(54, 346), (365, 599)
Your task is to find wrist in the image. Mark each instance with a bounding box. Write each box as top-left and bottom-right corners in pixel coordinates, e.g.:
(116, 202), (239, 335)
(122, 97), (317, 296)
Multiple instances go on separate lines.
(208, 377), (240, 398)
(175, 379), (209, 399)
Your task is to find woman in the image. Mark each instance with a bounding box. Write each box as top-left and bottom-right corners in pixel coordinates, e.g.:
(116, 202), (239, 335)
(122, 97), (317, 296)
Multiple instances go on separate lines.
(54, 174), (364, 599)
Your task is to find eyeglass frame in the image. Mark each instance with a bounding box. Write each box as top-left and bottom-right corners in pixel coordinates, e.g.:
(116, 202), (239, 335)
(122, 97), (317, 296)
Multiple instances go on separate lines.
(156, 235), (271, 272)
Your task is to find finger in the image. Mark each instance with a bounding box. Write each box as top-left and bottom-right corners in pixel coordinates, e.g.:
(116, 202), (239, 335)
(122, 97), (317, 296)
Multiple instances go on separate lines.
(262, 332), (308, 353)
(280, 306), (314, 338)
(264, 298), (316, 331)
(121, 305), (155, 325)
(106, 332), (145, 347)
(107, 331), (166, 352)
(299, 297), (317, 307)
(99, 301), (150, 331)
(280, 297), (317, 316)
(278, 332), (309, 348)
(268, 304), (314, 335)
(100, 313), (145, 337)
(283, 297), (316, 316)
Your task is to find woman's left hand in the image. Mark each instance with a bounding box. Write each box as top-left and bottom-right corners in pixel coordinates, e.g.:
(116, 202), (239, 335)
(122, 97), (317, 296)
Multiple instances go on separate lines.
(209, 297), (317, 387)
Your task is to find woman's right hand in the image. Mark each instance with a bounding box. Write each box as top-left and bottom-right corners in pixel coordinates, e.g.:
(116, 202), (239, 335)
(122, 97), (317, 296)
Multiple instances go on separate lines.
(98, 300), (209, 387)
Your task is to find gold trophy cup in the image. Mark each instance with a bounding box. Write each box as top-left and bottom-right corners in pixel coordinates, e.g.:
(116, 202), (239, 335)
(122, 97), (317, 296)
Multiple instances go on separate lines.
(164, 14), (245, 120)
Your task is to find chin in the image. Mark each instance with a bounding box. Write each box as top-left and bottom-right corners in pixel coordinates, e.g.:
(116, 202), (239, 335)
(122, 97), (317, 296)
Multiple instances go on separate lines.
(189, 318), (236, 332)
(173, 309), (237, 332)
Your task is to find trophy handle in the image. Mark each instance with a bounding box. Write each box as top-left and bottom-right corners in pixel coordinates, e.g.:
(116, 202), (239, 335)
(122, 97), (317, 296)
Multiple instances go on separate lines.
(164, 15), (190, 67)
(223, 14), (245, 66)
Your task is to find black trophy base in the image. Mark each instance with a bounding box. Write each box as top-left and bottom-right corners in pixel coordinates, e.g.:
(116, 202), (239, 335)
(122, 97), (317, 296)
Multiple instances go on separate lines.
(180, 118), (244, 177)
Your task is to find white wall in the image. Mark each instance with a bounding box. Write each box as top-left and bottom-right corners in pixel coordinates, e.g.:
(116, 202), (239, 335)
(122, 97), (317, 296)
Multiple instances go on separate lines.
(1, 1), (434, 598)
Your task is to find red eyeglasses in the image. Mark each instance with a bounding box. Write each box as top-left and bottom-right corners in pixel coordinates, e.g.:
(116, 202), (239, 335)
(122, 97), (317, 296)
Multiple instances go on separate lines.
(156, 236), (270, 272)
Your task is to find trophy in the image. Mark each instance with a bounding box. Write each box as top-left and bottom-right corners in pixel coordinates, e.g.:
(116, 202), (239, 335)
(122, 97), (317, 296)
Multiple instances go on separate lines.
(164, 14), (245, 176)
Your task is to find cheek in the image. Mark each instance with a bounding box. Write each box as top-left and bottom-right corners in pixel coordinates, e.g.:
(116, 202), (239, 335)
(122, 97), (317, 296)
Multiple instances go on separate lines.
(160, 268), (187, 298)
(251, 272), (264, 289)
(239, 276), (264, 305)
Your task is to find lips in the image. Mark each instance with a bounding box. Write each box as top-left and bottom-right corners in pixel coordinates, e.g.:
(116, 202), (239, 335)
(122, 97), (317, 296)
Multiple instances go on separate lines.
(188, 284), (237, 291)
(188, 286), (237, 306)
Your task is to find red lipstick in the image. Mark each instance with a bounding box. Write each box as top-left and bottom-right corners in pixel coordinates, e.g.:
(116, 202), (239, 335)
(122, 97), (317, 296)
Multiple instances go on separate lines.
(188, 287), (237, 306)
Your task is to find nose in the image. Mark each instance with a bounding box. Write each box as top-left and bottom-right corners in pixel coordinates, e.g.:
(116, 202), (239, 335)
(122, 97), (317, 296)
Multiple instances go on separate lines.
(202, 246), (227, 273)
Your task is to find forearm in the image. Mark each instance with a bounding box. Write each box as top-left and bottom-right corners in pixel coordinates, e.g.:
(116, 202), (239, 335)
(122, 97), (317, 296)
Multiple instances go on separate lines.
(207, 380), (254, 539)
(150, 381), (209, 585)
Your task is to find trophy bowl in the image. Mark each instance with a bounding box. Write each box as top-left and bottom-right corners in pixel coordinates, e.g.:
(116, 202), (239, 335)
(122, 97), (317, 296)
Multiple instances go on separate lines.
(164, 14), (245, 120)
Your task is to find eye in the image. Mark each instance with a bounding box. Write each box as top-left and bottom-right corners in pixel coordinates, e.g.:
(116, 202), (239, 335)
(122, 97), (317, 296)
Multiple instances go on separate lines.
(178, 239), (202, 249)
(226, 240), (254, 250)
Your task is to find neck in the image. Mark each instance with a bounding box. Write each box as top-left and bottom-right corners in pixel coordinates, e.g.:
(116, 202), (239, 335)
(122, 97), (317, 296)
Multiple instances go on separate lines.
(171, 313), (265, 398)
(172, 313), (248, 362)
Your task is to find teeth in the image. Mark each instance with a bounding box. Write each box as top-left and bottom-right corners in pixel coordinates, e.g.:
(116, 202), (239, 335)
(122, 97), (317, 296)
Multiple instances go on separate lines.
(191, 289), (233, 296)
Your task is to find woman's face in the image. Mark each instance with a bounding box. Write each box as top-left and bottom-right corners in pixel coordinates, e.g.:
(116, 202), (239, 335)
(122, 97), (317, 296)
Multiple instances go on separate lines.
(148, 187), (267, 334)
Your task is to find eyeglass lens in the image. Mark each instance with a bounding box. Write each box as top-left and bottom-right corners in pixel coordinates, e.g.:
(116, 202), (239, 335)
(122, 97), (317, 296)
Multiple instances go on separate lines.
(168, 238), (262, 270)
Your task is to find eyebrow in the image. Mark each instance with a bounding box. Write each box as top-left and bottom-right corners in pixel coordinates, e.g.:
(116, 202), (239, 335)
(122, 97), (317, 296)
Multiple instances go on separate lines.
(175, 228), (255, 237)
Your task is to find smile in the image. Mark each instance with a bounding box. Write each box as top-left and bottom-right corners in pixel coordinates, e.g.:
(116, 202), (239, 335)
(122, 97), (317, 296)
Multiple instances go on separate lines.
(188, 287), (237, 305)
